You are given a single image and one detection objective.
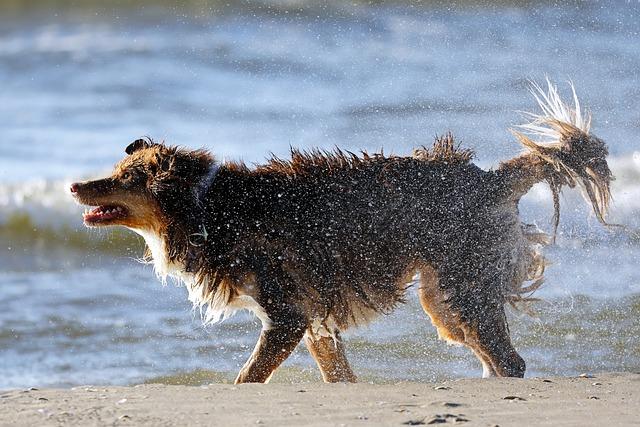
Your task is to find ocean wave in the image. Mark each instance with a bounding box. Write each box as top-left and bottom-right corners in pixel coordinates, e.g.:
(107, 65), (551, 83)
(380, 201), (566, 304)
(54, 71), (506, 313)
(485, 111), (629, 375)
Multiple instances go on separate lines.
(1, 153), (638, 251)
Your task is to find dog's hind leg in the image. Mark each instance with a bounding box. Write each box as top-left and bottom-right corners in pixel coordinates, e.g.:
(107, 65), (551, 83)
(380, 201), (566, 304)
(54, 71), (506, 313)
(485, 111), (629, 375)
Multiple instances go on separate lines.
(234, 314), (307, 384)
(417, 265), (493, 374)
(470, 346), (499, 378)
(461, 306), (526, 378)
(417, 265), (523, 378)
(304, 330), (357, 383)
(417, 265), (466, 343)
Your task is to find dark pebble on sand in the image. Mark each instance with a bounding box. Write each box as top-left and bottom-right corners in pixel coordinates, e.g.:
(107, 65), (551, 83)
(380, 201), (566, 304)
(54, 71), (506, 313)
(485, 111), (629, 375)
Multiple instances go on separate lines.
(402, 419), (426, 425)
(502, 396), (526, 401)
(443, 402), (462, 408)
(425, 414), (467, 424)
(430, 401), (462, 408)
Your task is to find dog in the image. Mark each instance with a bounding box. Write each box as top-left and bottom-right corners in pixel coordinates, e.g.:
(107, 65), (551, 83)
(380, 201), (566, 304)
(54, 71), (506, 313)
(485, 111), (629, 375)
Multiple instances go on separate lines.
(70, 80), (612, 383)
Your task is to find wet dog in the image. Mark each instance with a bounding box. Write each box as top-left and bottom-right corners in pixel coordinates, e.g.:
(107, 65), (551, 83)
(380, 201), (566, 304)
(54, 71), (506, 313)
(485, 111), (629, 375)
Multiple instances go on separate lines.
(71, 80), (612, 383)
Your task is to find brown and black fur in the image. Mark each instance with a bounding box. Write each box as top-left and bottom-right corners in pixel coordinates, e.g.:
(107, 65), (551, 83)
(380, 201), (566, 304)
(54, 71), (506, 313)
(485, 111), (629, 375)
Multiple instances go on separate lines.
(71, 82), (613, 383)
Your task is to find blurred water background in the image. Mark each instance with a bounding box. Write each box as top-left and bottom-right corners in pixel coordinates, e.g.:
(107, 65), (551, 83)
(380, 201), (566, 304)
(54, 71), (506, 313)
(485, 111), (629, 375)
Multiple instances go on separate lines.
(0, 0), (639, 389)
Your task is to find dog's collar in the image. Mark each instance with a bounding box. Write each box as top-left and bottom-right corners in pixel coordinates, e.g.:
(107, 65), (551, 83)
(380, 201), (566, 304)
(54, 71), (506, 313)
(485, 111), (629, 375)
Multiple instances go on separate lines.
(196, 163), (221, 200)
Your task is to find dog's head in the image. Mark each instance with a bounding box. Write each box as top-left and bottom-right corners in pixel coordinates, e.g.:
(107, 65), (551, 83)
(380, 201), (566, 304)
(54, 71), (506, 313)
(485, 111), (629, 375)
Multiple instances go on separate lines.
(70, 139), (214, 230)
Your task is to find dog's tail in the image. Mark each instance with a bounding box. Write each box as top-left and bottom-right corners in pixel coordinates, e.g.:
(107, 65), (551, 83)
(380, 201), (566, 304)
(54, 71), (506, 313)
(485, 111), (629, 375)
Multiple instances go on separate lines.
(497, 79), (613, 238)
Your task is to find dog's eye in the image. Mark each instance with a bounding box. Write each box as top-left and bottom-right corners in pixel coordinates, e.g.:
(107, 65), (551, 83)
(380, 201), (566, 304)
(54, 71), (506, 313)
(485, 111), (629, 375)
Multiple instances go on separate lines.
(122, 172), (131, 180)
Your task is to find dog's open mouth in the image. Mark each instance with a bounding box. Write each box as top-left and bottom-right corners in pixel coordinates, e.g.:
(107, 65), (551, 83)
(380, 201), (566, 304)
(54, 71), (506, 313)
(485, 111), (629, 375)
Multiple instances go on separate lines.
(83, 205), (128, 225)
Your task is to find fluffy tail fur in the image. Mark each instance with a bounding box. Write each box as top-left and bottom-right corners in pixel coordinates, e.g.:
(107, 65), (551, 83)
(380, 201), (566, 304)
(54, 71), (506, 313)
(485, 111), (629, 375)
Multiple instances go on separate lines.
(498, 79), (613, 238)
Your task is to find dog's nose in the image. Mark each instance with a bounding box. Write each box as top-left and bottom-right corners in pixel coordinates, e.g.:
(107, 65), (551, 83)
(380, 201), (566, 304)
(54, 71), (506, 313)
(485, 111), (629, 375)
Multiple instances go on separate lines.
(70, 183), (80, 193)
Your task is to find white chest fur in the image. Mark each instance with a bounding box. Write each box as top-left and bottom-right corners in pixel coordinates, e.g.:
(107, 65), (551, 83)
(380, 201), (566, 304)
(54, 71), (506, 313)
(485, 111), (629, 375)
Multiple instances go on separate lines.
(130, 227), (272, 329)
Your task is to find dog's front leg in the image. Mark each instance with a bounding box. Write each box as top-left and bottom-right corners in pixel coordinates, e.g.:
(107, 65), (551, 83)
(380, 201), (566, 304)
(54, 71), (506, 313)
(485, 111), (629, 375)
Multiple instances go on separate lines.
(235, 314), (307, 384)
(304, 331), (357, 383)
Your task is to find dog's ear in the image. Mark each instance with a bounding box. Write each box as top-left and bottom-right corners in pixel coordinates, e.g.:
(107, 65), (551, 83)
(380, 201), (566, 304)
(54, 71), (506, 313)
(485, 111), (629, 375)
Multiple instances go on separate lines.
(150, 148), (212, 183)
(149, 148), (215, 212)
(125, 138), (154, 155)
(155, 151), (174, 173)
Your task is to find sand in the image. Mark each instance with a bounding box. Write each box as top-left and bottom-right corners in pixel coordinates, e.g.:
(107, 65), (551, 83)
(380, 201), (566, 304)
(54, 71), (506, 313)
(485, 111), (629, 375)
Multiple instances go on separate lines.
(1, 372), (638, 426)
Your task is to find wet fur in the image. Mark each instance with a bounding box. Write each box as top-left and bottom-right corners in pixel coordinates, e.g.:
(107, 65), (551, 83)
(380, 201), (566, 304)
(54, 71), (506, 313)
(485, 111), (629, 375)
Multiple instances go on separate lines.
(71, 81), (613, 382)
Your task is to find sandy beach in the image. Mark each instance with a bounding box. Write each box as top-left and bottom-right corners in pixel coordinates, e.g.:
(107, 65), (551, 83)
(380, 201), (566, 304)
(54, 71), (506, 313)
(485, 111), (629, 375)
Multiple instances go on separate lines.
(1, 372), (637, 426)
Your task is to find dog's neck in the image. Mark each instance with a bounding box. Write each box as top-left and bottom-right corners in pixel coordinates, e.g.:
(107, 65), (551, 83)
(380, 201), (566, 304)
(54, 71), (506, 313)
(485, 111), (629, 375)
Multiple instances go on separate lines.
(134, 162), (222, 277)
